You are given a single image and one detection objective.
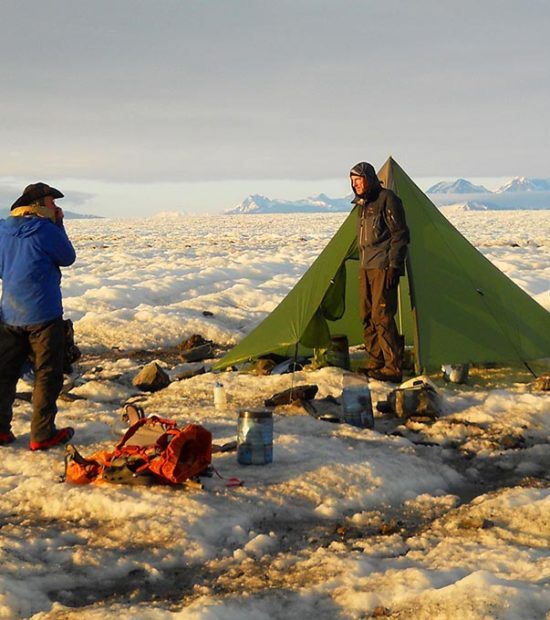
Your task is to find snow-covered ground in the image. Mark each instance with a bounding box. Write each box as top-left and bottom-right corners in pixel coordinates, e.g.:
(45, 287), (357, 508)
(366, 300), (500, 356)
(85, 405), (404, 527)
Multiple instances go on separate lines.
(1, 211), (549, 619)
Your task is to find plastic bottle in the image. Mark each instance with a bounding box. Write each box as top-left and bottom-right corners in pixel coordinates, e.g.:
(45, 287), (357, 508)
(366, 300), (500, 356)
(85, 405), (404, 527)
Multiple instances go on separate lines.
(441, 364), (469, 384)
(110, 411), (129, 438)
(341, 372), (374, 428)
(213, 381), (227, 411)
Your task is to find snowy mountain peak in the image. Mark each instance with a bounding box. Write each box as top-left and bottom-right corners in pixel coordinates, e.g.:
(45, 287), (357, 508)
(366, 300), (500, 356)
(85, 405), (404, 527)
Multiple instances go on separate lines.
(226, 194), (352, 214)
(426, 179), (489, 194)
(495, 177), (550, 193)
(228, 195), (272, 214)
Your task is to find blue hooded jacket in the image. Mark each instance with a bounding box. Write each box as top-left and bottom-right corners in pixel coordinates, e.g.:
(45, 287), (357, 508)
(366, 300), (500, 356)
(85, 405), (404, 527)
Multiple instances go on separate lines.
(0, 215), (76, 326)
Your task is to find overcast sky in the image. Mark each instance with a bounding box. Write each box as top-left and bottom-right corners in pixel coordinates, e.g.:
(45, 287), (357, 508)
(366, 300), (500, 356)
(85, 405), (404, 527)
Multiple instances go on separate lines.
(1, 0), (549, 216)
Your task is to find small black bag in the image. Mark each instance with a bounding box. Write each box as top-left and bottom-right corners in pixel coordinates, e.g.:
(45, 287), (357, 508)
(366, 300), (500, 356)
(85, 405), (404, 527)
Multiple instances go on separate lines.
(63, 318), (81, 374)
(377, 380), (441, 419)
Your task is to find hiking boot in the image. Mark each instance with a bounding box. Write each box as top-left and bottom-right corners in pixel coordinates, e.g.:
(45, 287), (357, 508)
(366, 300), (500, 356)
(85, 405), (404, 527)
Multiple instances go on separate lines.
(29, 427), (74, 451)
(0, 431), (16, 446)
(367, 368), (403, 383)
(357, 364), (383, 377)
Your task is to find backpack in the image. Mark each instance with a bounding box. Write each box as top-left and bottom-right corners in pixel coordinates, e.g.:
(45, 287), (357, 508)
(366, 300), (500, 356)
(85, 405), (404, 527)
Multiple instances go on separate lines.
(64, 416), (212, 486)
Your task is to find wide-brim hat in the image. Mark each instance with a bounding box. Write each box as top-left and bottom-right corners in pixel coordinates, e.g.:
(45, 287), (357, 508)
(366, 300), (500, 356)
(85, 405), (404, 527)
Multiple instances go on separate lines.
(11, 182), (64, 210)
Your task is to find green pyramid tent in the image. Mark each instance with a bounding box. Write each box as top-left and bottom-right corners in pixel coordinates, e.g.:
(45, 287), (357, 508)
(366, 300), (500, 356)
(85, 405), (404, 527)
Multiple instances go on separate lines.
(214, 157), (550, 372)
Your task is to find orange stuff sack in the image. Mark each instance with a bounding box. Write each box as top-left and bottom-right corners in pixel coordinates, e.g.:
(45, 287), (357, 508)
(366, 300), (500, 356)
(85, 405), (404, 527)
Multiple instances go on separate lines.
(147, 424), (213, 484)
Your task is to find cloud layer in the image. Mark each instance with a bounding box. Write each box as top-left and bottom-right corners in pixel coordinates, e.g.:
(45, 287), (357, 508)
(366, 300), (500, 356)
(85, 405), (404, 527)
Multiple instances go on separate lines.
(1, 0), (549, 186)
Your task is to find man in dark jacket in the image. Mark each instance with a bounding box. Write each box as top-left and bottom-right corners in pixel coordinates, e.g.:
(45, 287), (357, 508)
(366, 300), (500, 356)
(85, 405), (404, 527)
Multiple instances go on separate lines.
(350, 162), (409, 382)
(0, 183), (76, 449)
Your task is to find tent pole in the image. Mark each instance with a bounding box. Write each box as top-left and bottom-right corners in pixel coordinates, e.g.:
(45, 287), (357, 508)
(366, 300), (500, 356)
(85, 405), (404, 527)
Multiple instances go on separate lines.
(523, 361), (537, 378)
(290, 342), (299, 397)
(403, 256), (422, 375)
(397, 282), (404, 335)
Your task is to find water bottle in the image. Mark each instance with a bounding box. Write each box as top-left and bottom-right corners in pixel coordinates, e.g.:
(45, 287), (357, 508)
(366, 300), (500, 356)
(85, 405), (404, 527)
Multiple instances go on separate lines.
(213, 381), (227, 410)
(237, 409), (273, 465)
(341, 372), (374, 428)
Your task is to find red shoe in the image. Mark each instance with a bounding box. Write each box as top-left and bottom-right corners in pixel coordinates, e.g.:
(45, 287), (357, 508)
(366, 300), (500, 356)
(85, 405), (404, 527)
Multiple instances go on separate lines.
(29, 427), (74, 451)
(0, 431), (16, 446)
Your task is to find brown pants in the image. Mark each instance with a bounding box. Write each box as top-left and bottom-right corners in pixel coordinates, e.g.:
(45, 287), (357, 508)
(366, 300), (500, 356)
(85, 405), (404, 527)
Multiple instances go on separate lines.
(0, 317), (65, 442)
(359, 268), (403, 374)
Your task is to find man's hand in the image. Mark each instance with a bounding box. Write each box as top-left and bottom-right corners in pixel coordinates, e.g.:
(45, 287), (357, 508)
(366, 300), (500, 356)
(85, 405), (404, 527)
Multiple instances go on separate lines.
(386, 266), (400, 289)
(54, 206), (64, 224)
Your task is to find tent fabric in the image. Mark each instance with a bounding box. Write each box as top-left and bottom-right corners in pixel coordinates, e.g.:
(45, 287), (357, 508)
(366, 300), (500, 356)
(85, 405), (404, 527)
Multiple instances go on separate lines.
(214, 157), (550, 371)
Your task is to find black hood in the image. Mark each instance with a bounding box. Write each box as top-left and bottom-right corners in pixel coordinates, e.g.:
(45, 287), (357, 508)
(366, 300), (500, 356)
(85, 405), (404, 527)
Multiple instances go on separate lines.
(349, 162), (382, 203)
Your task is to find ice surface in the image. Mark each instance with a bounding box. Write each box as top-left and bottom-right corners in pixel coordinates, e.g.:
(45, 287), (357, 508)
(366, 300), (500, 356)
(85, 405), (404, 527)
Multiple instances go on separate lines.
(0, 211), (549, 618)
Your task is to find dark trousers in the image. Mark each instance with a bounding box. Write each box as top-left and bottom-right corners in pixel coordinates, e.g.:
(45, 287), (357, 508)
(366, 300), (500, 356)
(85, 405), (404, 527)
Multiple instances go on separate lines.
(0, 317), (65, 442)
(359, 268), (403, 374)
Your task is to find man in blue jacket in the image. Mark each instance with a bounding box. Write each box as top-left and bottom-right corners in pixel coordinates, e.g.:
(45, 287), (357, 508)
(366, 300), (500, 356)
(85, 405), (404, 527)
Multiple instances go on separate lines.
(0, 183), (76, 450)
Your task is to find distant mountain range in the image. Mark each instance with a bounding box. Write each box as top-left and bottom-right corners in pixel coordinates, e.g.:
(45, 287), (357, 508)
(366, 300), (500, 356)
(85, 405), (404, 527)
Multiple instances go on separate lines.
(426, 176), (550, 211)
(426, 179), (489, 194)
(226, 193), (352, 215)
(493, 177), (550, 193)
(227, 176), (550, 214)
(0, 208), (102, 220)
(427, 176), (550, 194)
(439, 200), (513, 212)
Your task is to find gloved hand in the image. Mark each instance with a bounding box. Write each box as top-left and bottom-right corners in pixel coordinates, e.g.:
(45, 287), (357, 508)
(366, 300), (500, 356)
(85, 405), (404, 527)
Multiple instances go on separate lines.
(386, 266), (400, 289)
(54, 206), (64, 224)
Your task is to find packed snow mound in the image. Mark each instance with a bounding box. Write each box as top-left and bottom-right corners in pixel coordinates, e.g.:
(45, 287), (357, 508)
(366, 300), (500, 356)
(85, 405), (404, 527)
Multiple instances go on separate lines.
(152, 211), (186, 218)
